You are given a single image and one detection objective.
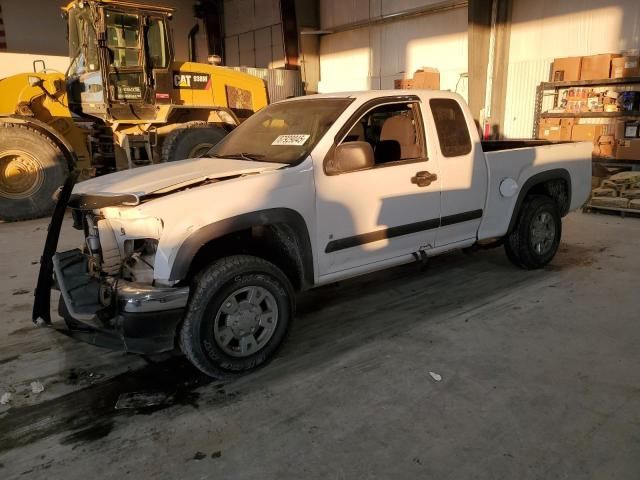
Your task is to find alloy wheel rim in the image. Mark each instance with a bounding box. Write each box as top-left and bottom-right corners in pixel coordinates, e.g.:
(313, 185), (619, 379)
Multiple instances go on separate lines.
(530, 211), (556, 255)
(0, 150), (45, 199)
(213, 285), (279, 357)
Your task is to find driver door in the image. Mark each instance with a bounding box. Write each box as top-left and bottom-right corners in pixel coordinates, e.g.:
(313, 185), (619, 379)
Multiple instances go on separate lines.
(314, 98), (442, 278)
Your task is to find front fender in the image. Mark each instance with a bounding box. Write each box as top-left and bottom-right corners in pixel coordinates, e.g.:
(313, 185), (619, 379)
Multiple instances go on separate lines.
(167, 208), (314, 284)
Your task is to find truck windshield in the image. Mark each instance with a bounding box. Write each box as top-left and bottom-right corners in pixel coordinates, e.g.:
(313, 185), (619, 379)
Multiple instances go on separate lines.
(207, 98), (353, 164)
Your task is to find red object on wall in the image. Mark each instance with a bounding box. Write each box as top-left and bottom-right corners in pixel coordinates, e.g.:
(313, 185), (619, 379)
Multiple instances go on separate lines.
(483, 120), (491, 140)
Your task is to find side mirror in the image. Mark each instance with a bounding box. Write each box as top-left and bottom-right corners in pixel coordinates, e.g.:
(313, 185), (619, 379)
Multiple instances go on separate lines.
(329, 141), (374, 174)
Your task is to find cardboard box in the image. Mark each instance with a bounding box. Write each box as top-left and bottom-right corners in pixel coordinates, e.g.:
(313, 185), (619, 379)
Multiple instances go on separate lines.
(611, 56), (640, 78)
(616, 139), (640, 160)
(580, 53), (621, 80)
(571, 124), (608, 143)
(552, 57), (582, 82)
(412, 68), (440, 89)
(560, 118), (575, 140)
(594, 134), (616, 157)
(538, 118), (562, 141)
(394, 79), (414, 89)
(615, 120), (640, 140)
(394, 68), (440, 90)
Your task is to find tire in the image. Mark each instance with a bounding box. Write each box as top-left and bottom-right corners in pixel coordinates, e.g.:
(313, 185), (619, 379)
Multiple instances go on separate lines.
(504, 195), (561, 270)
(160, 121), (227, 162)
(0, 122), (69, 221)
(180, 255), (295, 378)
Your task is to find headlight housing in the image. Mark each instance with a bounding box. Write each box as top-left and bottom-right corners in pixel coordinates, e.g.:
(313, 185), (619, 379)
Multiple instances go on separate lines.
(94, 216), (163, 281)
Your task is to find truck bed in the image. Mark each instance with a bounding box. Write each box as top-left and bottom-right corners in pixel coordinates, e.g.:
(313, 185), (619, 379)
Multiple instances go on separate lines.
(478, 141), (592, 240)
(481, 139), (571, 152)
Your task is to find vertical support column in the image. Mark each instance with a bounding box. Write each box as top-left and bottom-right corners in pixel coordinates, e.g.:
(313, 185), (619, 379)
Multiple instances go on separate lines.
(468, 0), (492, 129)
(468, 0), (512, 139)
(280, 0), (300, 69)
(488, 0), (512, 139)
(295, 0), (320, 93)
(199, 0), (225, 60)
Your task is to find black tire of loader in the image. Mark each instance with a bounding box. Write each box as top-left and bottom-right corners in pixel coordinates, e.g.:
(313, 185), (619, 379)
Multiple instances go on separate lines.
(0, 123), (69, 222)
(160, 121), (227, 162)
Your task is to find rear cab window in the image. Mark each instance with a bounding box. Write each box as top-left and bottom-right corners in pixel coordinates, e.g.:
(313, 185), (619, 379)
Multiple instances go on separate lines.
(429, 98), (472, 157)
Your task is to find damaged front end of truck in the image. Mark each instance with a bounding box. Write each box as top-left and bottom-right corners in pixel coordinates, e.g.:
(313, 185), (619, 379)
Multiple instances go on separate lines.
(32, 174), (189, 354)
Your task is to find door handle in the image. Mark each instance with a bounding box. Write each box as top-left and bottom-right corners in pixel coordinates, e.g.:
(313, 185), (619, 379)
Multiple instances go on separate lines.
(411, 171), (437, 187)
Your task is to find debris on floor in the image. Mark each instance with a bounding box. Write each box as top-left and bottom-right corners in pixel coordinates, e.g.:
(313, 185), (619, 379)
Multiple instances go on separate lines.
(429, 371), (442, 382)
(193, 452), (207, 461)
(12, 288), (29, 296)
(66, 368), (105, 386)
(0, 392), (12, 405)
(30, 381), (45, 394)
(115, 391), (173, 410)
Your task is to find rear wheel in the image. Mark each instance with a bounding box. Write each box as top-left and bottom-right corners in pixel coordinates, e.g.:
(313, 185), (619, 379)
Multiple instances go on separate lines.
(504, 195), (561, 270)
(0, 123), (69, 221)
(160, 121), (227, 162)
(180, 255), (294, 378)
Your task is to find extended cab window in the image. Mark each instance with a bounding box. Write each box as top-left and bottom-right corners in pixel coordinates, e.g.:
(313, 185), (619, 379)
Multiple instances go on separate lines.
(429, 98), (472, 157)
(341, 102), (425, 166)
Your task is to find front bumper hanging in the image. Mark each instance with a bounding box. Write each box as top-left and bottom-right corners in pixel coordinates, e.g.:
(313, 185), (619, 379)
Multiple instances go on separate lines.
(32, 173), (189, 354)
(53, 249), (189, 353)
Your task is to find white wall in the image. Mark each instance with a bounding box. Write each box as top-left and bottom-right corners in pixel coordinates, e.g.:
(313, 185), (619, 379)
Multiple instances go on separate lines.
(318, 4), (468, 98)
(0, 0), (209, 79)
(503, 0), (640, 138)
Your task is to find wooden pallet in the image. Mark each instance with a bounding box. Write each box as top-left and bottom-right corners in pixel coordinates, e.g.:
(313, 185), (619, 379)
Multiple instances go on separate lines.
(583, 203), (640, 218)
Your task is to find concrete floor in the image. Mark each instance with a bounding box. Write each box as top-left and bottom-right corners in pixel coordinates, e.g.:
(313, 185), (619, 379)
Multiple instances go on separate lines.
(0, 211), (639, 479)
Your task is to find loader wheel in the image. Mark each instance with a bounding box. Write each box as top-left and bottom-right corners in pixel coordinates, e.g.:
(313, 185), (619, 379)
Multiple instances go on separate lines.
(160, 121), (227, 162)
(180, 255), (294, 378)
(504, 195), (561, 270)
(0, 123), (69, 222)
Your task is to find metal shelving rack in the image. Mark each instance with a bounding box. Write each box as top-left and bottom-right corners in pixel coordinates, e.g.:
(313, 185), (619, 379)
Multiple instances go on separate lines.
(533, 76), (640, 169)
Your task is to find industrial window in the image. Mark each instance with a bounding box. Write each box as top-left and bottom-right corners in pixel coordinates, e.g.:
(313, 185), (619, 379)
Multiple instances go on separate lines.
(106, 11), (141, 68)
(430, 98), (472, 157)
(146, 18), (169, 69)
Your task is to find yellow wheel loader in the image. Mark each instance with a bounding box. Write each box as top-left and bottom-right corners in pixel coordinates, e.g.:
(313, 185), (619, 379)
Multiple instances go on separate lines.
(0, 0), (268, 221)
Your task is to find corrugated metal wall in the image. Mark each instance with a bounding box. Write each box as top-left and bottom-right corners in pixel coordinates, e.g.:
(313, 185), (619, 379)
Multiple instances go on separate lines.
(502, 59), (551, 138)
(230, 66), (305, 102)
(223, 0), (286, 69)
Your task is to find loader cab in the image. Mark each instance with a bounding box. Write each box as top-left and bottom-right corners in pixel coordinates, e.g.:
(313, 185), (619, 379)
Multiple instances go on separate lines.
(65, 0), (174, 122)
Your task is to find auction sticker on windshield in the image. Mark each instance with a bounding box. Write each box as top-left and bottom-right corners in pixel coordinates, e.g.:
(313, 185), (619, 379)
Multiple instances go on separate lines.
(272, 134), (310, 146)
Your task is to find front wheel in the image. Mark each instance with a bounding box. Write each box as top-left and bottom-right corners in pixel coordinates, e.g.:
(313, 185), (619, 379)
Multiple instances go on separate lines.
(504, 195), (561, 270)
(180, 255), (294, 378)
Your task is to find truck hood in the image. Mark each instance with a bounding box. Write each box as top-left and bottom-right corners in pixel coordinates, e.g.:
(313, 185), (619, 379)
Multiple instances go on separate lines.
(70, 157), (284, 208)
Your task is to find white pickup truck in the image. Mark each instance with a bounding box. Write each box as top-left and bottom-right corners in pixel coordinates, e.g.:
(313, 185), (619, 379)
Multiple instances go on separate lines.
(33, 90), (591, 377)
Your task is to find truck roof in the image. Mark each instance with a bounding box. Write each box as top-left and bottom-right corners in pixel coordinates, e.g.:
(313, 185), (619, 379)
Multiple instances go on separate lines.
(278, 89), (464, 103)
